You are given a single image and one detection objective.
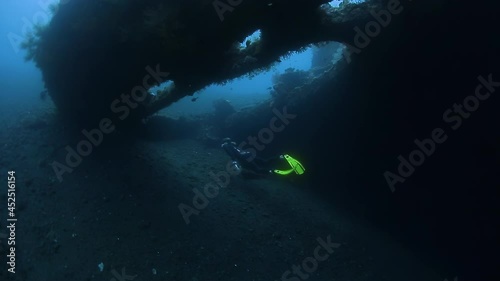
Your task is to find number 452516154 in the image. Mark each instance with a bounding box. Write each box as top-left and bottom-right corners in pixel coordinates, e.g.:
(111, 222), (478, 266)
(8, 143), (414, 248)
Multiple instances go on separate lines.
(8, 171), (16, 214)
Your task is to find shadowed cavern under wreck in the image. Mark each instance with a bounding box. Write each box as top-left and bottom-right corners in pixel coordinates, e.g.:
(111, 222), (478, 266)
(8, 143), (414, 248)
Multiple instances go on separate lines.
(28, 0), (499, 280)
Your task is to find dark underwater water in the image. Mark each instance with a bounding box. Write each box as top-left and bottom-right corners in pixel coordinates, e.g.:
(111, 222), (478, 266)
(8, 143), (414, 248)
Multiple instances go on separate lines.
(0, 1), (499, 281)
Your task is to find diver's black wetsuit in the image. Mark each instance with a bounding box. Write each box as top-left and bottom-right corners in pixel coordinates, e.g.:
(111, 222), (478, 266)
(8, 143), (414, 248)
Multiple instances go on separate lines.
(221, 141), (277, 175)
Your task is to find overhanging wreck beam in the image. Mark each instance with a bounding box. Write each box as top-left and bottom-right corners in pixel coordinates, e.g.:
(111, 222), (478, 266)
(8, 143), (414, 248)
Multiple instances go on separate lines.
(29, 0), (381, 124)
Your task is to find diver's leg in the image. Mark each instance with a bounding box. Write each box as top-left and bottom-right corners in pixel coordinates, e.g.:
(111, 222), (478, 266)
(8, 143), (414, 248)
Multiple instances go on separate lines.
(244, 160), (271, 175)
(253, 156), (281, 167)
